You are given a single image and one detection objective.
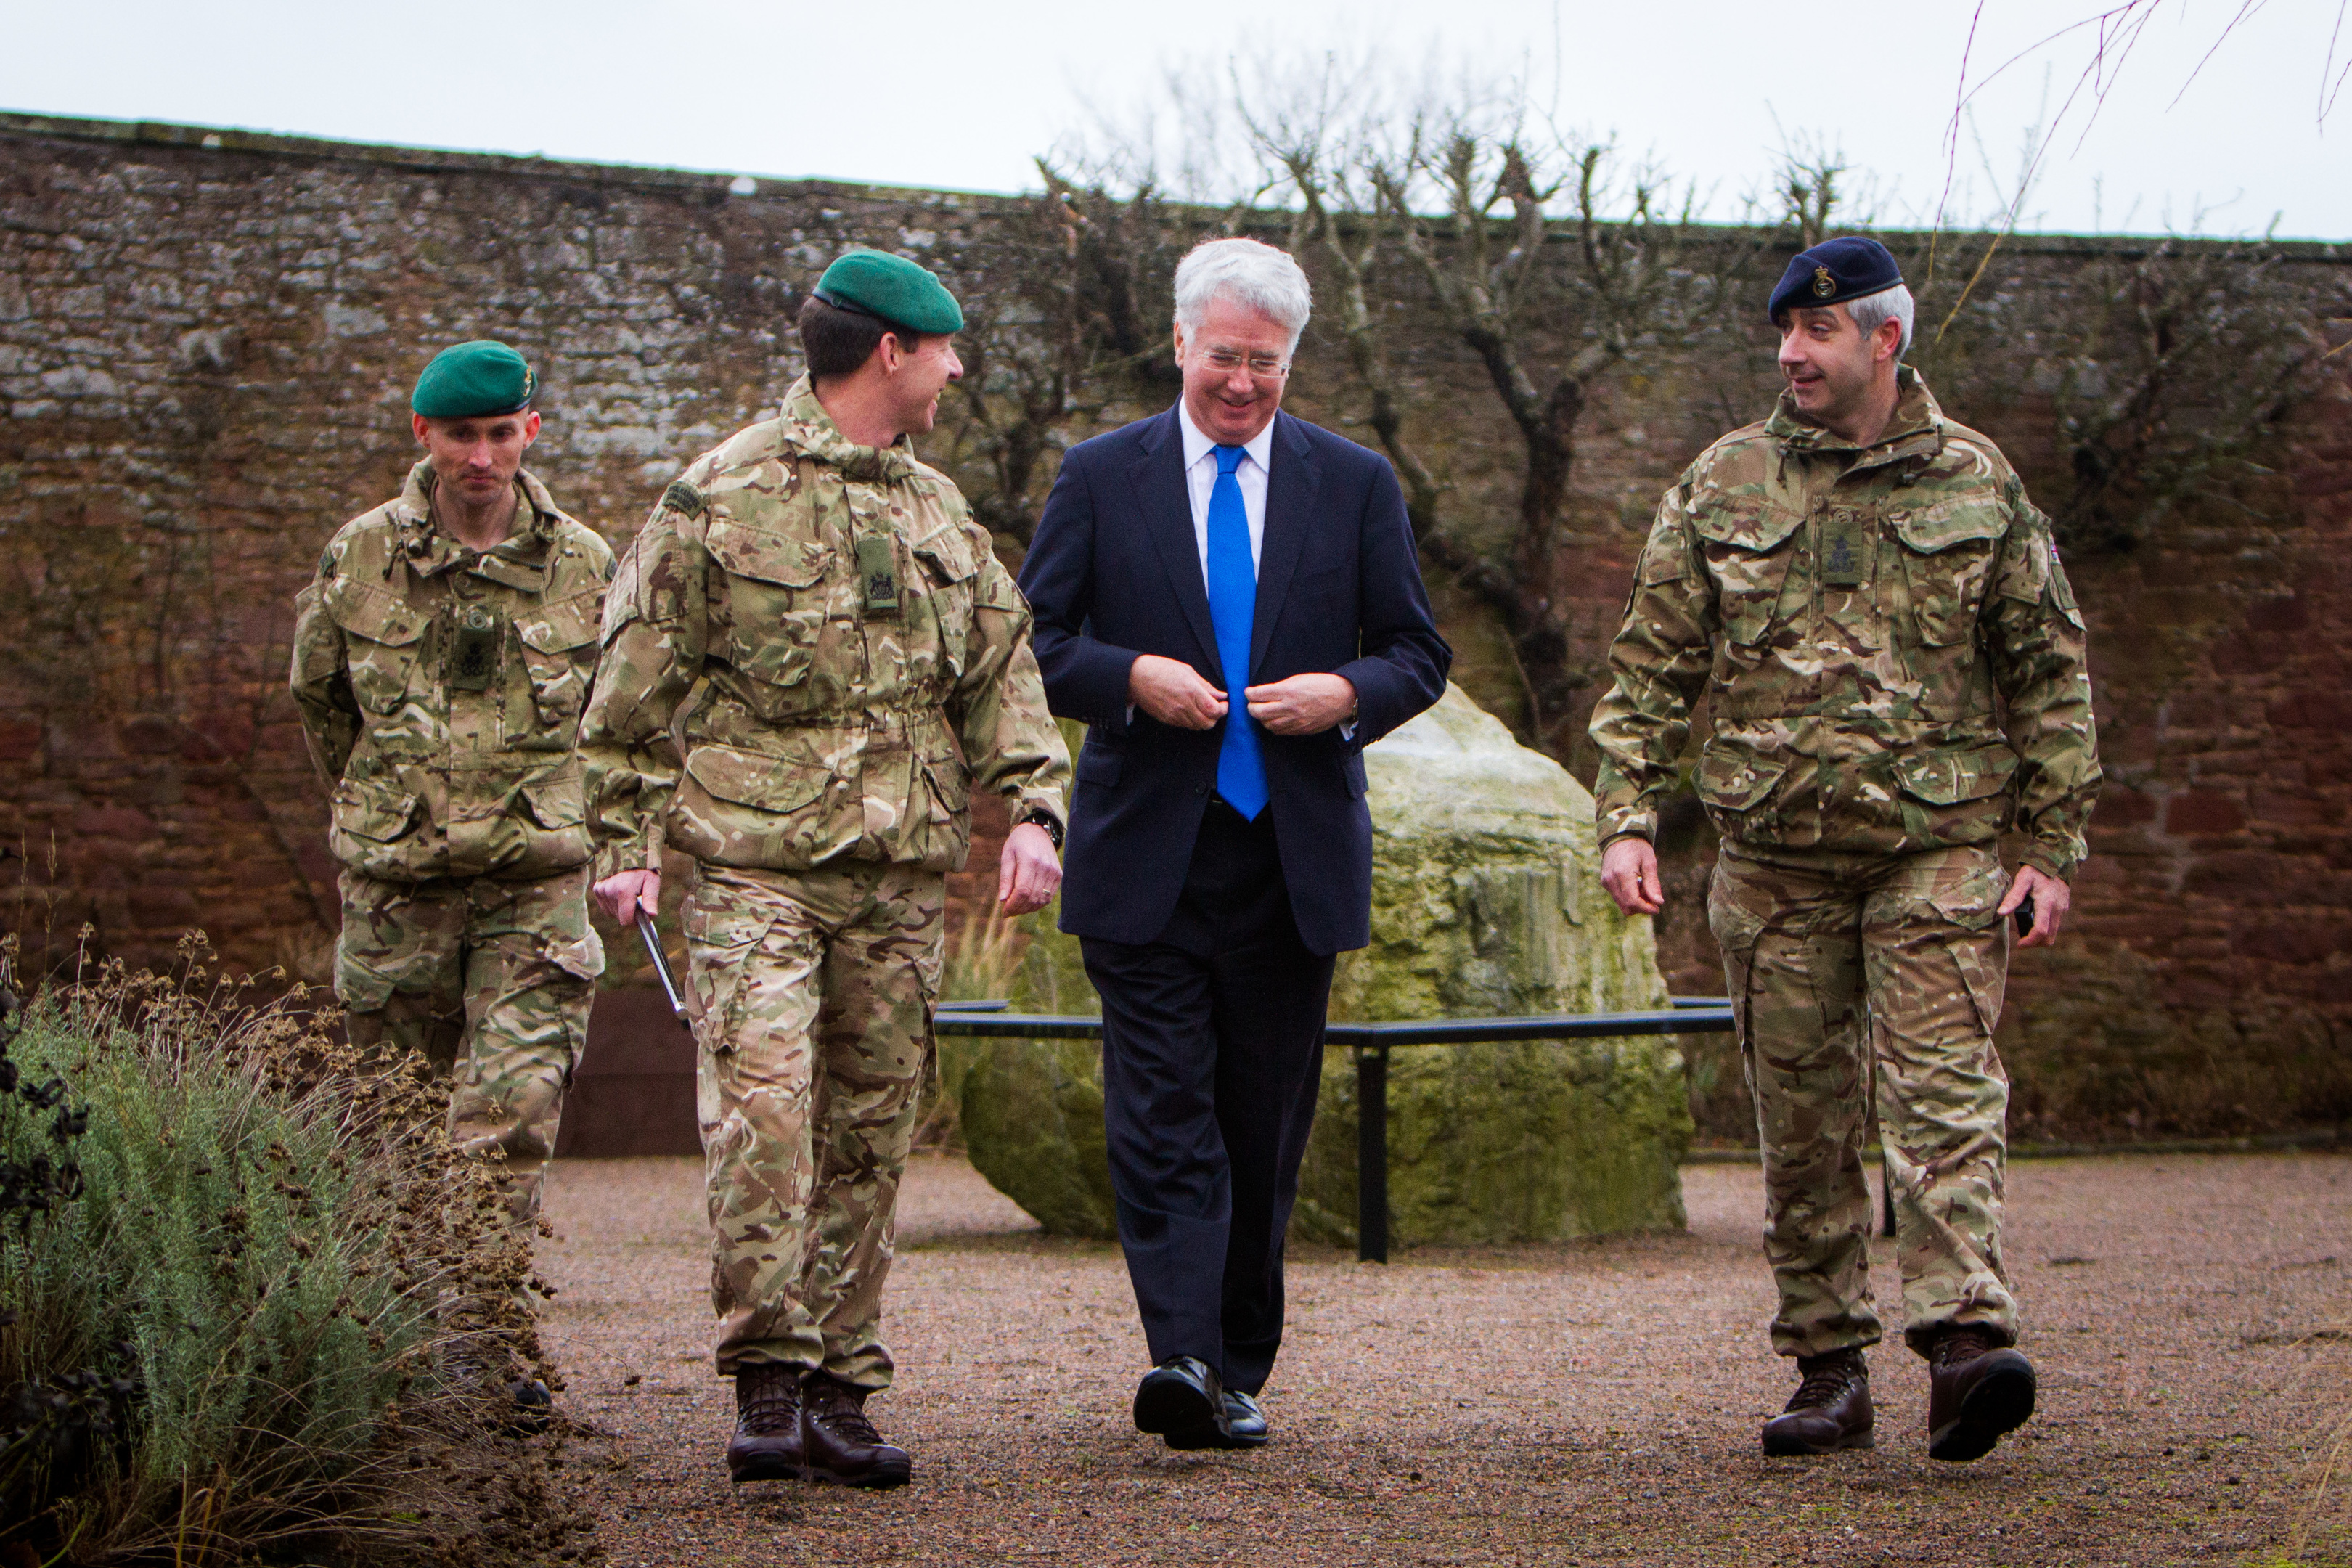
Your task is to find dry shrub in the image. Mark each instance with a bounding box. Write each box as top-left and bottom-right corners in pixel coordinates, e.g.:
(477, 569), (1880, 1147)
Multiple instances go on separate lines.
(0, 934), (599, 1565)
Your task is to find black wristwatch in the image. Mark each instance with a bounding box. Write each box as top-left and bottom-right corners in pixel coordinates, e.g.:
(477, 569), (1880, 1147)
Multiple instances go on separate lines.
(1015, 807), (1064, 852)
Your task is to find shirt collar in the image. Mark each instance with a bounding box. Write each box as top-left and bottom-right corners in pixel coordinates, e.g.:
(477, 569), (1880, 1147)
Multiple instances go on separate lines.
(396, 460), (555, 579)
(778, 374), (919, 483)
(1765, 364), (1945, 463)
(1176, 399), (1277, 477)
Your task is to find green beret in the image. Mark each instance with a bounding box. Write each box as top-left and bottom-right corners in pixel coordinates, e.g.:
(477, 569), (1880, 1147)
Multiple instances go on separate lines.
(813, 250), (964, 335)
(411, 340), (536, 419)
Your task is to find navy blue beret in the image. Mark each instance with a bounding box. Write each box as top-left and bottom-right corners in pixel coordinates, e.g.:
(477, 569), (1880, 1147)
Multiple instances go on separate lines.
(1768, 236), (1905, 322)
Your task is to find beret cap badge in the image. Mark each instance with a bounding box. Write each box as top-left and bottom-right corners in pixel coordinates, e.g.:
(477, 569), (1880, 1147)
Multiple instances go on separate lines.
(1768, 235), (1906, 322)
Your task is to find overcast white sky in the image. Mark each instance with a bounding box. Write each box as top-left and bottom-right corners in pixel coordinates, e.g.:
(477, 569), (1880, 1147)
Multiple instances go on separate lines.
(3, 0), (2345, 238)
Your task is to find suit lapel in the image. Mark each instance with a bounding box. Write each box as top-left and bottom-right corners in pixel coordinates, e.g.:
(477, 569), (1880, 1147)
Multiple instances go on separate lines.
(1127, 407), (1220, 670)
(1250, 411), (1320, 679)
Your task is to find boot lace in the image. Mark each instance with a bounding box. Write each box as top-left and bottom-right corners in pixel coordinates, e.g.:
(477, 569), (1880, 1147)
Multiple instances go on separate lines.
(1931, 1327), (1994, 1369)
(1787, 1353), (1861, 1412)
(737, 1365), (801, 1436)
(809, 1381), (883, 1445)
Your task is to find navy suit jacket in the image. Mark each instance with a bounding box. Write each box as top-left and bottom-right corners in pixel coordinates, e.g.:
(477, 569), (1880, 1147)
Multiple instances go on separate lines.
(1018, 406), (1451, 955)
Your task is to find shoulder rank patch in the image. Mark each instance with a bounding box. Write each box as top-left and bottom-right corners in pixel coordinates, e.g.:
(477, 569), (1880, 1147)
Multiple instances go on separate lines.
(662, 481), (706, 518)
(317, 545), (337, 579)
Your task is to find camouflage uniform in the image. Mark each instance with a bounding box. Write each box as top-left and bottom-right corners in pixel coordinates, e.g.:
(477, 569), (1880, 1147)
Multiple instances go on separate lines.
(579, 375), (1069, 1387)
(1589, 368), (2100, 1357)
(292, 459), (614, 1228)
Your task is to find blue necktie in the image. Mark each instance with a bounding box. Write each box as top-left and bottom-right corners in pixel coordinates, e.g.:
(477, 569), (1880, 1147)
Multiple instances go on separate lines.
(1205, 445), (1267, 820)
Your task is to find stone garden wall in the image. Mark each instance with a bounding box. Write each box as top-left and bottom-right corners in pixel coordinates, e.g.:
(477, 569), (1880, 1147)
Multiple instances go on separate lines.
(4, 110), (2349, 1145)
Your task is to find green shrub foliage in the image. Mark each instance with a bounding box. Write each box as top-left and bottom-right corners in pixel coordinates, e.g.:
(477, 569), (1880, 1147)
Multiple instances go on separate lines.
(0, 940), (585, 1565)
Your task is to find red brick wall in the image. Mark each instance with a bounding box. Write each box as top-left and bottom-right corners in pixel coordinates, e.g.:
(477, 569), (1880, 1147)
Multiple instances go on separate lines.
(4, 112), (2346, 1143)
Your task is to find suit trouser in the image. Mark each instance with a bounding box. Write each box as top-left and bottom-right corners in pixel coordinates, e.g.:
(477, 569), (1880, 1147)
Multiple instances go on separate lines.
(682, 860), (942, 1389)
(1707, 839), (2020, 1360)
(1081, 801), (1336, 1396)
(336, 866), (603, 1231)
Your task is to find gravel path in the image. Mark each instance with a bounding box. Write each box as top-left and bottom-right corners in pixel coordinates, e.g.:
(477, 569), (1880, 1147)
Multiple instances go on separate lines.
(534, 1153), (2351, 1566)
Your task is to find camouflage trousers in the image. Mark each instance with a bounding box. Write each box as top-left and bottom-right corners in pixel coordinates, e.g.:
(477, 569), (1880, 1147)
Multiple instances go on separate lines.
(1707, 841), (2019, 1359)
(335, 867), (603, 1230)
(682, 859), (943, 1389)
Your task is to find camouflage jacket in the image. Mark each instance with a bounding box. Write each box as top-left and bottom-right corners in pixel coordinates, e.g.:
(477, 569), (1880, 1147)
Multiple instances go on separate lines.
(291, 461), (616, 883)
(1588, 369), (2101, 879)
(578, 376), (1070, 878)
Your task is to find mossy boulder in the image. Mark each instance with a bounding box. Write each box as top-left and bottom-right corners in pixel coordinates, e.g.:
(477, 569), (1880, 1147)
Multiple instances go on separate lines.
(934, 898), (1120, 1240)
(945, 685), (1693, 1245)
(1290, 684), (1692, 1247)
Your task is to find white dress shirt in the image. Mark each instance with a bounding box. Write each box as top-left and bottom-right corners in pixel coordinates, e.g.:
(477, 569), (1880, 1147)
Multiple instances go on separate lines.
(1160, 401), (1353, 738)
(1176, 399), (1272, 576)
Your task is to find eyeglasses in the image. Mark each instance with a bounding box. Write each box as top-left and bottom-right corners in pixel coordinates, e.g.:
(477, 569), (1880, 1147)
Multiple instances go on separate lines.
(1200, 349), (1291, 380)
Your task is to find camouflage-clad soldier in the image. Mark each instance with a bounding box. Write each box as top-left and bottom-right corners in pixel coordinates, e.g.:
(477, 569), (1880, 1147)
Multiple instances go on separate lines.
(292, 342), (613, 1259)
(581, 251), (1071, 1490)
(1589, 238), (2100, 1464)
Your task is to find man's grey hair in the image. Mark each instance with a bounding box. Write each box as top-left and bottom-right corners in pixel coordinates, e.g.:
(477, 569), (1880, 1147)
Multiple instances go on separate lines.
(1850, 284), (1916, 359)
(1172, 237), (1313, 351)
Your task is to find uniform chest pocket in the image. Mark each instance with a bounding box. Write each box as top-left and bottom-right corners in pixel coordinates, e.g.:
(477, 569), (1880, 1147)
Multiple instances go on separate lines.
(708, 517), (833, 690)
(1694, 499), (1804, 648)
(324, 577), (429, 717)
(1890, 500), (2005, 648)
(910, 524), (979, 675)
(515, 587), (603, 733)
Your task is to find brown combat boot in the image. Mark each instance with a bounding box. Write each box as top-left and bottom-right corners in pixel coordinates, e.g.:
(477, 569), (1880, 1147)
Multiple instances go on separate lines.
(1761, 1347), (1874, 1456)
(800, 1373), (912, 1489)
(1925, 1326), (2037, 1463)
(725, 1362), (807, 1483)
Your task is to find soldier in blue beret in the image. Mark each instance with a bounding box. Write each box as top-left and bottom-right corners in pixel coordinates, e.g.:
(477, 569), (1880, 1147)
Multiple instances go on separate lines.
(1592, 237), (2101, 1462)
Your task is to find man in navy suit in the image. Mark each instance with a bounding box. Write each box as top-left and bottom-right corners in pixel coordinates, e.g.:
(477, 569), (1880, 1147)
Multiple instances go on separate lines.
(1018, 237), (1450, 1449)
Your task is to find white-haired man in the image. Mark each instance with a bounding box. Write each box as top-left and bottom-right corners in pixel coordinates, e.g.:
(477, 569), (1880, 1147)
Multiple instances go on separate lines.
(1020, 237), (1450, 1448)
(1590, 236), (2101, 1461)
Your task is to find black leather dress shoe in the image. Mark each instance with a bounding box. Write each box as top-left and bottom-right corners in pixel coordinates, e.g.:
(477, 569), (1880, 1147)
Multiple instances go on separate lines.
(1132, 1356), (1229, 1449)
(1926, 1326), (2036, 1463)
(1216, 1390), (1269, 1448)
(1761, 1347), (1874, 1456)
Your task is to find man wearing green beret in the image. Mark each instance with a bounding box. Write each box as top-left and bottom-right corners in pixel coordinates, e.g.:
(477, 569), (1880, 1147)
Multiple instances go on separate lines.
(291, 341), (615, 1411)
(580, 251), (1071, 1487)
